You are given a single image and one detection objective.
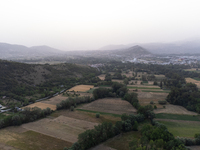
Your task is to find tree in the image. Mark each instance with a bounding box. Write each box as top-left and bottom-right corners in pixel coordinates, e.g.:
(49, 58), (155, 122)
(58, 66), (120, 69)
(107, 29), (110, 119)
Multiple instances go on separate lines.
(160, 81), (163, 89)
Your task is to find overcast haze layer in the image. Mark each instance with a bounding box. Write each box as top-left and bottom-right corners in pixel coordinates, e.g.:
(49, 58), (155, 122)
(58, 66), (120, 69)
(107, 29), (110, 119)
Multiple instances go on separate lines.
(0, 0), (200, 50)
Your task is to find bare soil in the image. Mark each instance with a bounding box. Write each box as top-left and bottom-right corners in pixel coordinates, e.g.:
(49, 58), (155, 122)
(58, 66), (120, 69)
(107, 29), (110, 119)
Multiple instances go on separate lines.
(186, 78), (200, 88)
(98, 74), (106, 80)
(67, 85), (94, 92)
(41, 95), (67, 105)
(137, 92), (168, 108)
(79, 98), (137, 114)
(23, 102), (56, 111)
(21, 116), (98, 143)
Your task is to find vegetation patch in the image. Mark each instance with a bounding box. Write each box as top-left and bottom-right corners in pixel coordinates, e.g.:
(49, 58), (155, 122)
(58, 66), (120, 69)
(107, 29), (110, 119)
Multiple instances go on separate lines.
(76, 109), (121, 117)
(105, 131), (141, 150)
(128, 86), (160, 89)
(156, 113), (200, 121)
(158, 120), (200, 138)
(142, 90), (170, 93)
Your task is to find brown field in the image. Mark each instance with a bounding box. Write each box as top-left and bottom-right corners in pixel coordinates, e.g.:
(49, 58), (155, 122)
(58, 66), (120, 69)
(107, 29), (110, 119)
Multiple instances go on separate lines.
(137, 92), (168, 108)
(41, 95), (67, 105)
(21, 115), (98, 143)
(129, 80), (142, 85)
(186, 78), (200, 88)
(67, 85), (94, 92)
(0, 126), (72, 150)
(154, 104), (197, 115)
(23, 102), (57, 111)
(79, 98), (137, 114)
(51, 110), (121, 124)
(184, 68), (200, 71)
(98, 74), (106, 80)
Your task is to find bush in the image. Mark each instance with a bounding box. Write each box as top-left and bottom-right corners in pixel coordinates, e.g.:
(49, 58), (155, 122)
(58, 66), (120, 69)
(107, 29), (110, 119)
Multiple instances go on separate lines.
(96, 113), (100, 118)
(150, 101), (154, 104)
(154, 105), (157, 109)
(158, 100), (167, 105)
(163, 106), (166, 108)
(70, 106), (74, 111)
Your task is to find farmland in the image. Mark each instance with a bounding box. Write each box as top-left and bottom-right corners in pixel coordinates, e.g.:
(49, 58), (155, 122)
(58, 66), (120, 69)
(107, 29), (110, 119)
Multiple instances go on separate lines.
(185, 77), (200, 88)
(158, 120), (200, 138)
(98, 74), (106, 80)
(67, 85), (94, 92)
(23, 102), (57, 111)
(78, 98), (137, 115)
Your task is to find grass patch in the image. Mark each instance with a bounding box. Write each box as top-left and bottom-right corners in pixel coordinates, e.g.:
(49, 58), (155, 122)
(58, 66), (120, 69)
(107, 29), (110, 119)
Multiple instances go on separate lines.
(7, 130), (72, 150)
(193, 77), (200, 81)
(128, 86), (160, 89)
(158, 120), (200, 138)
(156, 113), (200, 121)
(105, 131), (141, 150)
(86, 88), (95, 93)
(76, 109), (121, 117)
(142, 90), (170, 93)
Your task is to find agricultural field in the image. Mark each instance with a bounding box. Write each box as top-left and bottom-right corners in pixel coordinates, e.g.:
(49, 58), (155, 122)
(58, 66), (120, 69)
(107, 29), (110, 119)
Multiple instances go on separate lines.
(137, 92), (168, 108)
(0, 109), (110, 150)
(184, 68), (200, 72)
(78, 98), (137, 115)
(41, 95), (67, 105)
(67, 85), (94, 92)
(127, 85), (161, 89)
(0, 126), (72, 150)
(185, 78), (200, 88)
(154, 74), (165, 79)
(158, 120), (200, 138)
(23, 102), (57, 111)
(128, 80), (142, 85)
(155, 113), (200, 121)
(21, 115), (98, 143)
(154, 104), (197, 115)
(98, 74), (106, 80)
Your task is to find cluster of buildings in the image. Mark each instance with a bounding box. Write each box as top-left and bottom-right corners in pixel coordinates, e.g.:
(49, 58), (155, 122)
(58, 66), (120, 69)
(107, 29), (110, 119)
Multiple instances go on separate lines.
(125, 55), (200, 65)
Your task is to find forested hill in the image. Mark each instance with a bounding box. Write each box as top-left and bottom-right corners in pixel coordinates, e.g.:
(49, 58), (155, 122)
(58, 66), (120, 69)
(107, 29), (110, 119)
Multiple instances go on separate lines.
(0, 60), (99, 99)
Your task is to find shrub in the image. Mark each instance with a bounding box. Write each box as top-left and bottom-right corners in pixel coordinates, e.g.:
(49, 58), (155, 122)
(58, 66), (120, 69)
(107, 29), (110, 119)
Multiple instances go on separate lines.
(150, 101), (154, 104)
(70, 106), (74, 111)
(154, 105), (157, 109)
(158, 100), (167, 105)
(163, 106), (166, 108)
(96, 113), (100, 118)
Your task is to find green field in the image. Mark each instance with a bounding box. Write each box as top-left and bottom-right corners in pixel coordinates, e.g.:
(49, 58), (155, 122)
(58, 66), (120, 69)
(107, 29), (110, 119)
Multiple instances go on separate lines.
(128, 86), (160, 89)
(193, 77), (200, 81)
(76, 109), (121, 117)
(156, 113), (200, 121)
(158, 121), (200, 138)
(142, 90), (170, 93)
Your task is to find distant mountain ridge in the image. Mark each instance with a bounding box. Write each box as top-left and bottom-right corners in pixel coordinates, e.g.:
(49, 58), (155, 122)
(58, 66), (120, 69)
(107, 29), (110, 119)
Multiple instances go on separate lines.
(114, 45), (151, 56)
(99, 39), (200, 54)
(0, 43), (64, 59)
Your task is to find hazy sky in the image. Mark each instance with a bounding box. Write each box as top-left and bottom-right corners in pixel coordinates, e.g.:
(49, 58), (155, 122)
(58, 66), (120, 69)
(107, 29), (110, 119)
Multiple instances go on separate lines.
(0, 0), (200, 50)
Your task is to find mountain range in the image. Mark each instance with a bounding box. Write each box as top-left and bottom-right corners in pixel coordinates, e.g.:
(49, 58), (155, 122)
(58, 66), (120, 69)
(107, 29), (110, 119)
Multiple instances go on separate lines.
(100, 39), (200, 54)
(0, 43), (64, 59)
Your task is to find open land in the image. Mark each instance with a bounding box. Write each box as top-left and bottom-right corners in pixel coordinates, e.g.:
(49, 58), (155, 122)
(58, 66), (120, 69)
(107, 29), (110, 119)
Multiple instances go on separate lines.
(158, 120), (200, 138)
(23, 102), (57, 111)
(98, 74), (106, 80)
(79, 98), (137, 115)
(67, 85), (94, 92)
(185, 78), (200, 88)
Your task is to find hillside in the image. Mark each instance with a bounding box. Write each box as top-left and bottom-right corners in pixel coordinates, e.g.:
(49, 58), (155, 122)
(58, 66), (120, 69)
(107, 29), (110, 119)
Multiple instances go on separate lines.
(0, 60), (99, 101)
(114, 45), (151, 57)
(0, 43), (64, 59)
